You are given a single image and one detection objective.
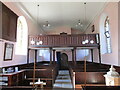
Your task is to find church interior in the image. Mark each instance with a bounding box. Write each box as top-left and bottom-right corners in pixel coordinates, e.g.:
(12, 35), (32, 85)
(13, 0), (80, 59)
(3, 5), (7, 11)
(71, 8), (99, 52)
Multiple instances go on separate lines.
(0, 0), (120, 90)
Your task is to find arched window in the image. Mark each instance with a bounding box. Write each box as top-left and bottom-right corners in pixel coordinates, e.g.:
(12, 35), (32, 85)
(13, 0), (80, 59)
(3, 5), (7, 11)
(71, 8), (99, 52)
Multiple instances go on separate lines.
(104, 16), (112, 53)
(15, 16), (28, 55)
(99, 14), (112, 54)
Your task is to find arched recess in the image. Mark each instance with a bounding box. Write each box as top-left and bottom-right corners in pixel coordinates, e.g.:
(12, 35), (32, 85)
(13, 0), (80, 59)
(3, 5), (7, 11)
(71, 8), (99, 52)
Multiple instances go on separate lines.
(15, 16), (28, 55)
(61, 53), (69, 69)
(99, 13), (112, 54)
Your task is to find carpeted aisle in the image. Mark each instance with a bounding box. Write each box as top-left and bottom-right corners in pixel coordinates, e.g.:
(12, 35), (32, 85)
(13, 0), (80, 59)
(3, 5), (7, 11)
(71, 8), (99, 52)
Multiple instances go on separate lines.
(53, 70), (73, 89)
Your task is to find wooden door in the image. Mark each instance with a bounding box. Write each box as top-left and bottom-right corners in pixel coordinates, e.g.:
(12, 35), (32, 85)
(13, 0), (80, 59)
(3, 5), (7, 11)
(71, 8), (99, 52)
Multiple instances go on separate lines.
(60, 53), (69, 70)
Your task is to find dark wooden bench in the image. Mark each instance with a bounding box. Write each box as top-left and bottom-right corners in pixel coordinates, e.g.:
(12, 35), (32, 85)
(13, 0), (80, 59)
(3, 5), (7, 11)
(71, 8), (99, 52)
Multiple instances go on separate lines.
(75, 72), (106, 84)
(1, 86), (33, 90)
(83, 86), (120, 90)
(24, 66), (58, 87)
(69, 62), (120, 89)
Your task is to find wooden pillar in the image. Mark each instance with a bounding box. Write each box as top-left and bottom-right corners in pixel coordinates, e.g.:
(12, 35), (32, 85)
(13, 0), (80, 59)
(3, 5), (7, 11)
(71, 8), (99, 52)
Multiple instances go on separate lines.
(27, 49), (30, 64)
(72, 47), (76, 65)
(98, 46), (101, 64)
(74, 47), (77, 65)
(72, 49), (74, 64)
(33, 51), (36, 87)
(53, 50), (56, 64)
(35, 50), (37, 63)
(49, 47), (52, 64)
(97, 34), (101, 64)
(91, 49), (94, 63)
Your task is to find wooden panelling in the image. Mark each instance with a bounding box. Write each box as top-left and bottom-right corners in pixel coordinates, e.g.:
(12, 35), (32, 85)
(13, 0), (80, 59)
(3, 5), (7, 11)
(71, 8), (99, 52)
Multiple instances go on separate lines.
(25, 69), (53, 78)
(29, 34), (99, 48)
(75, 72), (106, 84)
(1, 2), (18, 42)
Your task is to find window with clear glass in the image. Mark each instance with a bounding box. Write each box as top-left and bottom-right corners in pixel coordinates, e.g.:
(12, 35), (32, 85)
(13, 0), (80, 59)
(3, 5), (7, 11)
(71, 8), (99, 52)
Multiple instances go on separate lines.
(15, 16), (28, 55)
(104, 16), (112, 53)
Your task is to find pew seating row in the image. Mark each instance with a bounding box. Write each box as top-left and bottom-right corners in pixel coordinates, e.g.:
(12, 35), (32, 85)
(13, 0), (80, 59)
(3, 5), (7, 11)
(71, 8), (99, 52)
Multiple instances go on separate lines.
(69, 62), (120, 89)
(1, 63), (58, 87)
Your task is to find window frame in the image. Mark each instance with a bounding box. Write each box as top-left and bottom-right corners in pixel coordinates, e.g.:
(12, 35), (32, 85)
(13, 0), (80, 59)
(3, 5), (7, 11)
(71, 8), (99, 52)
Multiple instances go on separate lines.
(104, 16), (112, 53)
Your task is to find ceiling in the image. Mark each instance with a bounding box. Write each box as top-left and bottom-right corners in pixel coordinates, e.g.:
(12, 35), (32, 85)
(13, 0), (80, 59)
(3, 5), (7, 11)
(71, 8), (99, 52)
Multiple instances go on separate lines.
(17, 2), (106, 32)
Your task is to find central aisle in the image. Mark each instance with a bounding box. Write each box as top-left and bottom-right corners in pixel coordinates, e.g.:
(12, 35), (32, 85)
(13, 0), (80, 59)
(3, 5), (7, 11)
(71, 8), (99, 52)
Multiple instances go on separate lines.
(53, 70), (73, 89)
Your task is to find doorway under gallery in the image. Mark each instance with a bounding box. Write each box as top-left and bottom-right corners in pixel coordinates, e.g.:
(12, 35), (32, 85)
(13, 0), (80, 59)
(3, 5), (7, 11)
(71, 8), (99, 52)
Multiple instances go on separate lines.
(56, 52), (69, 70)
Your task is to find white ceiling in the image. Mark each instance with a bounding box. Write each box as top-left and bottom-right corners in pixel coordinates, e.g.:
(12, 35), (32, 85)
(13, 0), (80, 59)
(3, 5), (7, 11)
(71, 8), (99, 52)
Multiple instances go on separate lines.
(17, 2), (106, 32)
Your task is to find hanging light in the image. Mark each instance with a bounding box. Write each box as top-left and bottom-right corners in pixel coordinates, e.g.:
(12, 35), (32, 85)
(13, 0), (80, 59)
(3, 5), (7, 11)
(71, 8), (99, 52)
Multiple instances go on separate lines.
(90, 40), (94, 44)
(36, 41), (43, 45)
(37, 4), (39, 24)
(82, 2), (88, 45)
(76, 20), (83, 27)
(82, 41), (86, 44)
(81, 3), (94, 45)
(84, 2), (87, 88)
(36, 42), (39, 45)
(43, 21), (51, 27)
(84, 3), (89, 44)
(78, 20), (81, 25)
(85, 39), (89, 44)
(31, 39), (35, 45)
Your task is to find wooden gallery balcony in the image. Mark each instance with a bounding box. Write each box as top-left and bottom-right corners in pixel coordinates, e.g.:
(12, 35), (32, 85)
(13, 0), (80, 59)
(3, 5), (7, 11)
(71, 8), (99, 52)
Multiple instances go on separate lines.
(28, 34), (99, 48)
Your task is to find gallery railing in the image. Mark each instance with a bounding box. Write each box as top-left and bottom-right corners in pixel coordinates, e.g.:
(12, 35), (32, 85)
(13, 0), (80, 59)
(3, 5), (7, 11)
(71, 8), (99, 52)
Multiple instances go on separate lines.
(28, 34), (99, 48)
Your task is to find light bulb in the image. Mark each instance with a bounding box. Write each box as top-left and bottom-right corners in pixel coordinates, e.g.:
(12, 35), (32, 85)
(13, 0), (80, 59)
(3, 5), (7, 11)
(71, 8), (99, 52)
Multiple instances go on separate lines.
(78, 22), (81, 25)
(36, 42), (40, 45)
(48, 24), (50, 27)
(43, 25), (46, 27)
(90, 40), (94, 44)
(82, 41), (86, 44)
(39, 41), (43, 44)
(36, 41), (43, 45)
(85, 39), (89, 43)
(31, 40), (35, 45)
(78, 20), (81, 25)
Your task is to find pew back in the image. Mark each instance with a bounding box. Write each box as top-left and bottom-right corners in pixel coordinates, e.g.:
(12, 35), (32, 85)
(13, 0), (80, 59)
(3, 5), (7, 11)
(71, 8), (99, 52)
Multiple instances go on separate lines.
(75, 72), (106, 84)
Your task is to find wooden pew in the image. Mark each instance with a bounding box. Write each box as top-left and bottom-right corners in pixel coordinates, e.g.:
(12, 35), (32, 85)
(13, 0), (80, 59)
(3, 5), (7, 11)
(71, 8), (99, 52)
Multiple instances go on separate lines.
(69, 62), (120, 89)
(24, 66), (58, 87)
(83, 86), (120, 90)
(75, 72), (106, 84)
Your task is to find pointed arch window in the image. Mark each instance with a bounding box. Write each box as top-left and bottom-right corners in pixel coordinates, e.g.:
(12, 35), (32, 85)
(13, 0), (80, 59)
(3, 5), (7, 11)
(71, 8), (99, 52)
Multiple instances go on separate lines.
(104, 16), (112, 53)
